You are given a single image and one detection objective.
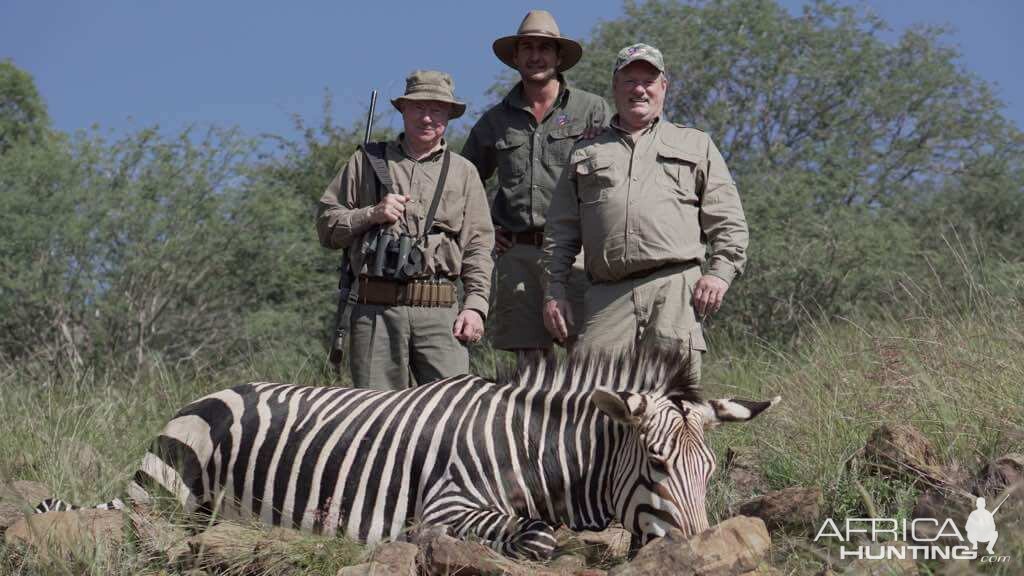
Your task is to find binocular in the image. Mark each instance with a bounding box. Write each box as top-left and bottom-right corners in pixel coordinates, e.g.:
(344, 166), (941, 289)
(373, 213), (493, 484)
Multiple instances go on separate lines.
(360, 227), (425, 280)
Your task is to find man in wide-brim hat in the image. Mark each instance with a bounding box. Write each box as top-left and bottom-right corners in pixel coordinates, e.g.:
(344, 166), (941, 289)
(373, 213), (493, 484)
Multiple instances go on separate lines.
(463, 10), (611, 362)
(318, 70), (494, 389)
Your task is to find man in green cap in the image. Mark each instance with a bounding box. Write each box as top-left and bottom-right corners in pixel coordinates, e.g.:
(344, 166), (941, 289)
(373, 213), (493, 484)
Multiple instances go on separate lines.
(317, 70), (494, 389)
(462, 10), (611, 362)
(543, 44), (748, 381)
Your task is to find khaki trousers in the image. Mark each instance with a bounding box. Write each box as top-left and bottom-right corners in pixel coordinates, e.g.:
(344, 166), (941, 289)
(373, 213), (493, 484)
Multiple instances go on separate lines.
(577, 264), (706, 383)
(491, 243), (587, 350)
(349, 302), (468, 390)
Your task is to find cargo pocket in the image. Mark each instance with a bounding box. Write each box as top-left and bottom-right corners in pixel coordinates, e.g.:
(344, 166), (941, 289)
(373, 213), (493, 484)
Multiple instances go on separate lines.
(574, 154), (615, 205)
(657, 147), (703, 203)
(496, 133), (528, 184)
(545, 122), (584, 166)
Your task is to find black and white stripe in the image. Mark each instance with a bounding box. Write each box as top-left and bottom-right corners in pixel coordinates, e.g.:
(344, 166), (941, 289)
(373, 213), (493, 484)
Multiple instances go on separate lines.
(33, 497), (125, 514)
(125, 348), (778, 559)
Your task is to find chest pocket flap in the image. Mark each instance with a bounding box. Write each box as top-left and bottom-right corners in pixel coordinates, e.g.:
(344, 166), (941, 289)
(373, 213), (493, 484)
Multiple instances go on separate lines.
(495, 131), (528, 150)
(572, 152), (613, 175)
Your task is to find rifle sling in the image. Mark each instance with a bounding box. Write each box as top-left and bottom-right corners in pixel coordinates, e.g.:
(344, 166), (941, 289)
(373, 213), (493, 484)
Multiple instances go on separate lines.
(364, 142), (451, 241)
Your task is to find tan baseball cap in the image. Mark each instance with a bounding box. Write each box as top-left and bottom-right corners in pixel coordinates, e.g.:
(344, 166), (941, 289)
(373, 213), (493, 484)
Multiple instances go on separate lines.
(390, 70), (466, 119)
(492, 10), (583, 72)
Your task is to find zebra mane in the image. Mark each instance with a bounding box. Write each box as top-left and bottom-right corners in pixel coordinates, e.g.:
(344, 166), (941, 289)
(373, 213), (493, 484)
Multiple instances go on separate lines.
(497, 345), (702, 402)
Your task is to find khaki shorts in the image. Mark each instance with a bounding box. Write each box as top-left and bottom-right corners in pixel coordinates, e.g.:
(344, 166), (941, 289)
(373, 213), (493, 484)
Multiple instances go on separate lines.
(489, 243), (587, 350)
(577, 264), (706, 382)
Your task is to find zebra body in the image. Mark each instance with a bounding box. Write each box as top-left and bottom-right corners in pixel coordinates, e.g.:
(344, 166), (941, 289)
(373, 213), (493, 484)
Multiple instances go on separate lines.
(129, 352), (778, 559)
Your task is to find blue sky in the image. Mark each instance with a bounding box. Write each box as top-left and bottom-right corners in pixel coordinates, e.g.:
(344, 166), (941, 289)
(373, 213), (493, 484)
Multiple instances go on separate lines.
(4, 0), (1022, 139)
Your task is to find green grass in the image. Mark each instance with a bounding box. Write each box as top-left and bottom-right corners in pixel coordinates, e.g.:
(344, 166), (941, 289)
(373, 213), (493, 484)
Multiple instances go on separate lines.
(2, 278), (1022, 574)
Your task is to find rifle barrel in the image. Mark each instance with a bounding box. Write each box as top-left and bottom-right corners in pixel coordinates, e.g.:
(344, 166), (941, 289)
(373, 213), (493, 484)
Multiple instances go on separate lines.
(364, 90), (378, 145)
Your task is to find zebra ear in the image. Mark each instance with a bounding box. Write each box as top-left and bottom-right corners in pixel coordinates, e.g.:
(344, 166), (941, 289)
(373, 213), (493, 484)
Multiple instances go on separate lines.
(698, 396), (781, 429)
(592, 389), (647, 425)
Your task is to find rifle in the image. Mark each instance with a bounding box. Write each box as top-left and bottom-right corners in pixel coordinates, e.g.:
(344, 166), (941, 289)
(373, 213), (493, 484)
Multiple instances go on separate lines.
(329, 89), (378, 368)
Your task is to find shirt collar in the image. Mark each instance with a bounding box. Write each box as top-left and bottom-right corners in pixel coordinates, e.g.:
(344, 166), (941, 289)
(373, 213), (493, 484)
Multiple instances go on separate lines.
(610, 114), (661, 137)
(394, 134), (448, 161)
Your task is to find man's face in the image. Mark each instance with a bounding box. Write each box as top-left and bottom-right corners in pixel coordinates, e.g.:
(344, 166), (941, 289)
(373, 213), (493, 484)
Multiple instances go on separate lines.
(513, 37), (561, 84)
(401, 100), (451, 149)
(613, 61), (667, 129)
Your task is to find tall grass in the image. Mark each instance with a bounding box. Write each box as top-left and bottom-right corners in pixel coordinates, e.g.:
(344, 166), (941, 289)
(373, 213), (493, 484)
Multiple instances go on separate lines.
(1, 258), (1021, 574)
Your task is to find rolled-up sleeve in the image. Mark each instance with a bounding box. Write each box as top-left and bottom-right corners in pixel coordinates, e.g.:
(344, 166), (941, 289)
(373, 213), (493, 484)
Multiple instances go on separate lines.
(316, 149), (376, 250)
(458, 167), (495, 318)
(542, 159), (582, 302)
(700, 137), (748, 285)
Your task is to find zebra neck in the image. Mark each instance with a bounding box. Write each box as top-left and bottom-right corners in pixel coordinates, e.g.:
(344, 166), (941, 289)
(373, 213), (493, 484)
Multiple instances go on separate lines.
(504, 386), (624, 531)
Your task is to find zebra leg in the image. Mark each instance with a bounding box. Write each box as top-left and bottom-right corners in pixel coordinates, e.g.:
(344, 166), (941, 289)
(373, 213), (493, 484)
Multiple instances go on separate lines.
(445, 507), (558, 561)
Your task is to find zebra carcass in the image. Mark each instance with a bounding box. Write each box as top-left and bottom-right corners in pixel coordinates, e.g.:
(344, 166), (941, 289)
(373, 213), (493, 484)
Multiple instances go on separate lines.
(121, 349), (778, 560)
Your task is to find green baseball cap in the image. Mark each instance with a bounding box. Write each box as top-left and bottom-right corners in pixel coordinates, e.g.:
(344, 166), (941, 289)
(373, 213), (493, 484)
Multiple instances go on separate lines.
(613, 43), (665, 74)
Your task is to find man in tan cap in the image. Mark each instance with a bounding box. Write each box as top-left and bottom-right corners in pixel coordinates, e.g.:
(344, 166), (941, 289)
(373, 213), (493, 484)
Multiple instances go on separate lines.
(543, 44), (748, 381)
(462, 10), (611, 362)
(317, 70), (494, 389)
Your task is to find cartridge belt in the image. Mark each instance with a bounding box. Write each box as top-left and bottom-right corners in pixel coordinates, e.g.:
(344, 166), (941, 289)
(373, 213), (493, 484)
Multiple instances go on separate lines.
(356, 277), (457, 307)
(514, 229), (546, 247)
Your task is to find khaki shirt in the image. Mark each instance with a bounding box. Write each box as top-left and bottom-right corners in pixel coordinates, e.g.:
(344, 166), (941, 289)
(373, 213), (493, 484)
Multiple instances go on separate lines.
(462, 79), (612, 231)
(316, 137), (495, 317)
(544, 118), (748, 301)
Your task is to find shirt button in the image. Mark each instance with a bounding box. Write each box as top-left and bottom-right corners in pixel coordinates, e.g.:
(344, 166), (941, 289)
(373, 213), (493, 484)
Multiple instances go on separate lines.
(632, 176), (638, 182)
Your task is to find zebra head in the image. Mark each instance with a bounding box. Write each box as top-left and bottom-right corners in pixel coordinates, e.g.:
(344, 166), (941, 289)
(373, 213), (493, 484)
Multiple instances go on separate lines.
(591, 386), (780, 546)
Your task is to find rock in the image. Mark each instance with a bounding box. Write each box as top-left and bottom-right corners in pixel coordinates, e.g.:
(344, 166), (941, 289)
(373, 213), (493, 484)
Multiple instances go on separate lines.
(0, 480), (53, 532)
(549, 553), (586, 571)
(5, 480), (53, 505)
(187, 522), (304, 572)
(65, 440), (104, 484)
(863, 424), (943, 483)
(4, 509), (123, 559)
(738, 486), (822, 532)
(610, 516), (770, 576)
(128, 507), (190, 563)
(744, 564), (785, 575)
(367, 541), (418, 576)
(845, 541), (918, 575)
(558, 525), (632, 565)
(974, 454), (1024, 497)
(422, 534), (513, 575)
(336, 563), (376, 576)
(724, 447), (769, 499)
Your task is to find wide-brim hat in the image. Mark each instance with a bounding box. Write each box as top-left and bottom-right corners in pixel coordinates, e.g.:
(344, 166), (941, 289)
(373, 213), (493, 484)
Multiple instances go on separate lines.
(390, 70), (466, 119)
(492, 10), (583, 73)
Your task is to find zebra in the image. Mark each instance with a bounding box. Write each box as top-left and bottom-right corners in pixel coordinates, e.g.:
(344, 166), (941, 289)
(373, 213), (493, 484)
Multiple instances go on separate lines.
(55, 348), (779, 560)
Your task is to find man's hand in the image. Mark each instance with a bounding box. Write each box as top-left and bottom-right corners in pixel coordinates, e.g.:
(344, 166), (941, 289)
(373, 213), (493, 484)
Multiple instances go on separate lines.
(453, 309), (485, 343)
(543, 298), (573, 343)
(692, 275), (729, 318)
(493, 228), (514, 257)
(369, 194), (408, 224)
(580, 124), (605, 140)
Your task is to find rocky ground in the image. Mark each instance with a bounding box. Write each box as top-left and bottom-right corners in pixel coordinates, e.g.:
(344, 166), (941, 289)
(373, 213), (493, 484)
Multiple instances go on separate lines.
(2, 424), (1020, 575)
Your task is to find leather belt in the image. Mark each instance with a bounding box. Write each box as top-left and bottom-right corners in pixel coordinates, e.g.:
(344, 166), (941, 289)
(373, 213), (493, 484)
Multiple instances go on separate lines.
(514, 229), (545, 247)
(357, 277), (457, 307)
(611, 260), (701, 282)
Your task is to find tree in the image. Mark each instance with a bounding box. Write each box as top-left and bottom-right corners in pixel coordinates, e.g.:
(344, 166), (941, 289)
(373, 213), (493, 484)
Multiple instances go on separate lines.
(0, 60), (50, 153)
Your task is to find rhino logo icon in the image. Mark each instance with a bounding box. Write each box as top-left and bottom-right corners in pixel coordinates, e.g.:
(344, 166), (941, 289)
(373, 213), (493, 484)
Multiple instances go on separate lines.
(965, 496), (1001, 555)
